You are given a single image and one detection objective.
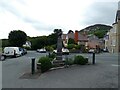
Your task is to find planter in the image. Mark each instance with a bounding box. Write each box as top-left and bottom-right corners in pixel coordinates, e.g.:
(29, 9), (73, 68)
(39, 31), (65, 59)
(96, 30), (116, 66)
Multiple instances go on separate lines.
(37, 63), (41, 73)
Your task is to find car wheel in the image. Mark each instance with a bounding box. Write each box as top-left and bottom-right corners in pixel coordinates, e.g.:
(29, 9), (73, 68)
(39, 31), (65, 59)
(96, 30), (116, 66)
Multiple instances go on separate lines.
(0, 55), (5, 61)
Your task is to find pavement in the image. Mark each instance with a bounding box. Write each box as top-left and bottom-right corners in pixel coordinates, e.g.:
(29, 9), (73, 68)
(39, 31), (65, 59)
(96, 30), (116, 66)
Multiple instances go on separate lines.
(1, 51), (119, 88)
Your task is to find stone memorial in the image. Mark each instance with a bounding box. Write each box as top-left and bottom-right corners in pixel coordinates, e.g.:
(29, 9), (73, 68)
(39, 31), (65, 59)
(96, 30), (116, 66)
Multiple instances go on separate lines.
(53, 29), (65, 66)
(56, 29), (62, 60)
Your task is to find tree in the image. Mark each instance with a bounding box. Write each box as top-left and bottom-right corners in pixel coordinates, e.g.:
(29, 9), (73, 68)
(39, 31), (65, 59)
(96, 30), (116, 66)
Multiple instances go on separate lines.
(67, 44), (75, 49)
(47, 29), (62, 45)
(54, 29), (62, 34)
(2, 39), (10, 48)
(68, 38), (75, 44)
(68, 30), (74, 34)
(29, 36), (48, 50)
(94, 30), (106, 38)
(47, 33), (57, 45)
(8, 30), (27, 47)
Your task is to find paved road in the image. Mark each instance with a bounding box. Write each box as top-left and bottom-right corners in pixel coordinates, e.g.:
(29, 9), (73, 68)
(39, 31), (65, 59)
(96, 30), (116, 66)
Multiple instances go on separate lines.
(2, 51), (119, 88)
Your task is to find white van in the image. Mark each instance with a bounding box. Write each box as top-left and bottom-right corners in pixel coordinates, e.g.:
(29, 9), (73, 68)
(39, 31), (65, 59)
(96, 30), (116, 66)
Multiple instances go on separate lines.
(3, 47), (22, 57)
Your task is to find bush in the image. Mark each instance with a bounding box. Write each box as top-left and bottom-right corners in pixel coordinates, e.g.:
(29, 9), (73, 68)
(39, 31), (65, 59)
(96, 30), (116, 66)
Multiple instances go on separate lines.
(75, 45), (82, 50)
(48, 52), (56, 59)
(74, 55), (87, 65)
(45, 46), (54, 52)
(38, 57), (52, 73)
(67, 44), (75, 49)
(69, 48), (80, 53)
(51, 44), (57, 49)
(68, 38), (75, 44)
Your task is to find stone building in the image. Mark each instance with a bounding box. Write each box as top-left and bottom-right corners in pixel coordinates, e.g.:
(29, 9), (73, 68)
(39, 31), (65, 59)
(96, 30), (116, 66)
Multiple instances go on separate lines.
(106, 2), (120, 53)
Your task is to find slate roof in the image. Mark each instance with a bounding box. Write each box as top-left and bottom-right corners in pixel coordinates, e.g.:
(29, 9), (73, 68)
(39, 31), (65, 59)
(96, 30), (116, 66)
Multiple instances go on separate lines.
(78, 33), (88, 41)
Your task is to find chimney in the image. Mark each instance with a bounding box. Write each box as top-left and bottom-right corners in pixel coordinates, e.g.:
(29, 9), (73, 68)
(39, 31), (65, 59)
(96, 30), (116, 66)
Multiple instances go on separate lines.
(74, 30), (79, 43)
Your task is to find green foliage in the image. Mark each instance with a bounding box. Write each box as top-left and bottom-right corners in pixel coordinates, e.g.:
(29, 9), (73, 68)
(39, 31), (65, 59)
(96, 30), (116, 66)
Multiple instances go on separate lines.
(48, 52), (56, 59)
(69, 48), (77, 53)
(67, 44), (75, 49)
(75, 45), (82, 50)
(28, 30), (58, 50)
(47, 33), (57, 45)
(29, 36), (48, 50)
(84, 58), (88, 63)
(51, 44), (57, 49)
(80, 45), (88, 53)
(54, 29), (62, 35)
(68, 38), (75, 44)
(79, 24), (112, 39)
(45, 46), (54, 52)
(8, 30), (27, 47)
(94, 30), (107, 38)
(74, 55), (87, 65)
(2, 39), (10, 48)
(38, 57), (52, 73)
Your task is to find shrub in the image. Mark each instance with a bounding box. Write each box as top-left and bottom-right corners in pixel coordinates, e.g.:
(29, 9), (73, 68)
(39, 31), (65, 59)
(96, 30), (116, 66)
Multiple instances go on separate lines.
(48, 52), (56, 59)
(68, 38), (75, 44)
(45, 46), (54, 52)
(74, 55), (87, 65)
(51, 44), (57, 49)
(69, 48), (80, 53)
(75, 45), (82, 50)
(38, 56), (52, 73)
(67, 44), (75, 49)
(84, 58), (88, 63)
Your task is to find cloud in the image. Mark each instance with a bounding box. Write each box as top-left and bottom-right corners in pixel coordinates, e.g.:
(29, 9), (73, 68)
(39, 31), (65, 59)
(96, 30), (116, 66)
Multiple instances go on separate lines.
(23, 17), (54, 31)
(81, 2), (118, 27)
(0, 0), (119, 39)
(0, 0), (21, 17)
(0, 0), (56, 38)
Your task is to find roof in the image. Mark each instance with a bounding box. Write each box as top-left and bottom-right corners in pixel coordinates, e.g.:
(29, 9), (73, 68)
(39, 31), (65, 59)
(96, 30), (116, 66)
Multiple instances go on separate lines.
(68, 33), (74, 39)
(88, 41), (99, 48)
(78, 33), (88, 41)
(62, 32), (88, 41)
(88, 35), (99, 41)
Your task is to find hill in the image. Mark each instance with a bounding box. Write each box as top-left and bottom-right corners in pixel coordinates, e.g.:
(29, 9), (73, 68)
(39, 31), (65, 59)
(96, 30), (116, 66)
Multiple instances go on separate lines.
(79, 24), (112, 38)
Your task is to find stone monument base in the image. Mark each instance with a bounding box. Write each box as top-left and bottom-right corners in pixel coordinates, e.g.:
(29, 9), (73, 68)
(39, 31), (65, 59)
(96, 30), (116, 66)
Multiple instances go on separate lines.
(52, 59), (65, 67)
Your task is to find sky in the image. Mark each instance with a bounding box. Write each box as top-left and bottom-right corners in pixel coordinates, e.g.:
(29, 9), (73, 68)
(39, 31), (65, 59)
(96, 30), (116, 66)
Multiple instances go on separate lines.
(0, 0), (119, 39)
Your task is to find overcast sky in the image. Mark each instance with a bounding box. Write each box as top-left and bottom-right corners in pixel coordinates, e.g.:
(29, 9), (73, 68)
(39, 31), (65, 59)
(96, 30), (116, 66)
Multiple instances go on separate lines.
(0, 0), (119, 39)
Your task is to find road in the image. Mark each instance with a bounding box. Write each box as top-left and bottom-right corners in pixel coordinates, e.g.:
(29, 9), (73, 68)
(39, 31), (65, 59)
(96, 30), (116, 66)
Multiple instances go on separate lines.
(2, 51), (119, 88)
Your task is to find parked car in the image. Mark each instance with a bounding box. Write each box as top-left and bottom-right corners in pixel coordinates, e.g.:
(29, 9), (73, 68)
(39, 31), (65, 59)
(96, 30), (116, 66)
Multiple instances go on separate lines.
(37, 48), (46, 53)
(88, 49), (95, 53)
(53, 48), (69, 55)
(0, 53), (5, 61)
(3, 47), (23, 57)
(20, 48), (27, 55)
(102, 48), (109, 52)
